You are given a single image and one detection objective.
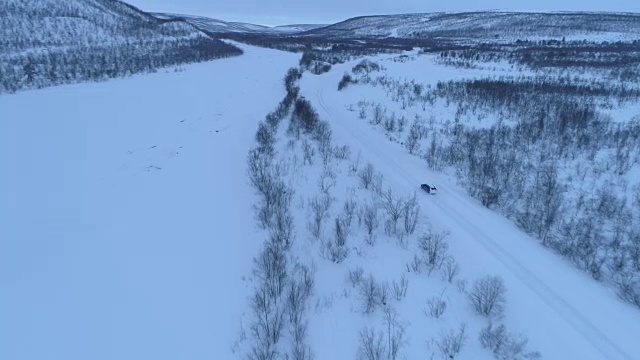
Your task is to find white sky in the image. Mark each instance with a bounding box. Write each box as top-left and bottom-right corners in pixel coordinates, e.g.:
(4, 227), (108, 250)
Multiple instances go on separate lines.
(127, 0), (640, 26)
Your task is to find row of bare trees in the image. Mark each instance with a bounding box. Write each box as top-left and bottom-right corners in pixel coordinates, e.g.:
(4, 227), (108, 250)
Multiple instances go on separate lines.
(245, 68), (316, 360)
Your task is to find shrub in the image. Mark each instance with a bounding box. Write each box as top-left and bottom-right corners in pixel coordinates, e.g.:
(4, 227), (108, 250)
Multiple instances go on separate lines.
(479, 323), (541, 360)
(338, 72), (355, 90)
(468, 275), (507, 318)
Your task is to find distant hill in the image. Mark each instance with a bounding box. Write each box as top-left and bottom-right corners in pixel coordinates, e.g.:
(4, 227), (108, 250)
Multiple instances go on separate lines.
(272, 24), (329, 33)
(300, 11), (640, 42)
(0, 0), (242, 94)
(151, 12), (326, 35)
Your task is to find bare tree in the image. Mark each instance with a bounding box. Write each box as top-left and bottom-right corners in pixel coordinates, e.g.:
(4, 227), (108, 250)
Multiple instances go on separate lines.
(255, 121), (276, 157)
(314, 120), (333, 164)
(405, 123), (421, 155)
(352, 59), (381, 82)
(319, 142), (333, 165)
(383, 306), (406, 360)
(362, 202), (379, 245)
(441, 257), (460, 283)
(518, 164), (564, 245)
(357, 327), (386, 360)
(334, 145), (350, 160)
(302, 139), (314, 165)
(426, 290), (447, 318)
(257, 179), (292, 230)
(359, 106), (367, 120)
(360, 274), (382, 314)
(392, 274), (409, 301)
(290, 321), (313, 360)
(402, 193), (420, 235)
(384, 113), (397, 132)
(318, 166), (336, 196)
(253, 241), (288, 299)
(286, 263), (315, 360)
(269, 201), (295, 251)
(325, 217), (349, 263)
(372, 172), (384, 195)
(292, 98), (319, 135)
(348, 266), (365, 288)
(247, 147), (274, 198)
(286, 263), (315, 325)
(615, 275), (640, 308)
(382, 188), (404, 235)
(334, 216), (348, 249)
(249, 284), (285, 360)
(468, 275), (507, 318)
(372, 103), (386, 125)
(418, 230), (451, 275)
(342, 193), (357, 228)
(409, 254), (422, 273)
(359, 163), (375, 189)
(307, 194), (331, 241)
(398, 116), (407, 133)
(435, 323), (467, 360)
(350, 151), (362, 175)
(479, 323), (541, 360)
(338, 72), (354, 90)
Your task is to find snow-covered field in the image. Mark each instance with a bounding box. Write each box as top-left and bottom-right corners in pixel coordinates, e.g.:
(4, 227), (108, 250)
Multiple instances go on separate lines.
(1, 44), (298, 360)
(3, 40), (640, 360)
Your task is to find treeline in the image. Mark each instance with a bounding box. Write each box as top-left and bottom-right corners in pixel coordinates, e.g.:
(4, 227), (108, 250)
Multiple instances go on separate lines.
(435, 40), (640, 82)
(433, 76), (640, 112)
(245, 66), (315, 360)
(222, 32), (466, 65)
(0, 38), (242, 94)
(514, 41), (640, 70)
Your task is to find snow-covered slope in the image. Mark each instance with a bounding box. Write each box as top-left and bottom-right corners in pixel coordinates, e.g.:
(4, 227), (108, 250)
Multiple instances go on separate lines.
(304, 11), (640, 42)
(0, 43), (299, 360)
(151, 13), (272, 33)
(1, 0), (208, 53)
(0, 0), (241, 93)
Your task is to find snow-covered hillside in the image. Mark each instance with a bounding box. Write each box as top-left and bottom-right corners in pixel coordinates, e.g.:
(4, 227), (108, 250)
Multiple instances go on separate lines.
(303, 11), (640, 42)
(151, 13), (273, 33)
(0, 43), (299, 360)
(0, 0), (242, 94)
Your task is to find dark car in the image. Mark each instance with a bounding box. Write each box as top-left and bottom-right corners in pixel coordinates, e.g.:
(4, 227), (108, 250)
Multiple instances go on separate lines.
(421, 183), (437, 194)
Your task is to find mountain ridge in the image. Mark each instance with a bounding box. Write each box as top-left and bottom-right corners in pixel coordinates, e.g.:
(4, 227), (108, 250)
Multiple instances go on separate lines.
(150, 12), (327, 34)
(147, 10), (640, 43)
(300, 11), (640, 41)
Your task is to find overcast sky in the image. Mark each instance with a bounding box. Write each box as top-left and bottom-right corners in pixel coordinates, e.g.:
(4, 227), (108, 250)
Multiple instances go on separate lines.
(127, 0), (640, 26)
